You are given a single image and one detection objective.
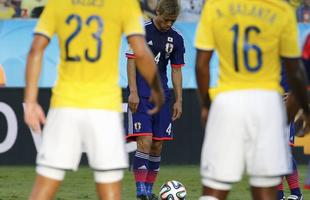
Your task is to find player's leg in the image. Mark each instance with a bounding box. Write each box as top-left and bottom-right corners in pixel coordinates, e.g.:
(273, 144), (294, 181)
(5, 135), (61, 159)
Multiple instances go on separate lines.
(95, 170), (124, 200)
(83, 109), (128, 200)
(279, 122), (302, 200)
(28, 174), (62, 200)
(251, 185), (278, 200)
(286, 157), (303, 200)
(29, 108), (82, 200)
(247, 91), (291, 200)
(126, 98), (154, 199)
(96, 182), (121, 200)
(199, 185), (229, 200)
(277, 179), (285, 200)
(146, 100), (172, 199)
(146, 140), (163, 199)
(200, 91), (246, 200)
(135, 135), (153, 199)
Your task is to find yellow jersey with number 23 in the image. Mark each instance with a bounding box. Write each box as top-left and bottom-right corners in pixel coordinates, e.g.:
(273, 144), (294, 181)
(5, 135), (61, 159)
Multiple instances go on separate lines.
(35, 0), (144, 111)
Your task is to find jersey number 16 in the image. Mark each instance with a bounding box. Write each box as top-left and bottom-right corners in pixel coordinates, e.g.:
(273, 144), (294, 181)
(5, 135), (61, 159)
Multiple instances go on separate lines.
(231, 24), (262, 72)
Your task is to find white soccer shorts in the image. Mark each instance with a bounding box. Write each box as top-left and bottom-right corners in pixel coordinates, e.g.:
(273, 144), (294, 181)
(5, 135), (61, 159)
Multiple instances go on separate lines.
(201, 90), (291, 186)
(36, 108), (128, 171)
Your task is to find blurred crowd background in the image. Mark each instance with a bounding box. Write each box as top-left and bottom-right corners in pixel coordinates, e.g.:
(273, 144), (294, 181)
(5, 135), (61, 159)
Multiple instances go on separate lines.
(0, 0), (45, 19)
(0, 0), (310, 23)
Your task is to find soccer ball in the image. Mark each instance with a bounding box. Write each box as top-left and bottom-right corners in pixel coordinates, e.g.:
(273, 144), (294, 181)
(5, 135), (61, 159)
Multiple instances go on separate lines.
(159, 180), (187, 200)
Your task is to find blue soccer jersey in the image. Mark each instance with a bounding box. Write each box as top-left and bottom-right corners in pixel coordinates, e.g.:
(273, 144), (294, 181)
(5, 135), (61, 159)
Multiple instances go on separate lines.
(126, 19), (185, 98)
(281, 65), (296, 145)
(281, 65), (289, 93)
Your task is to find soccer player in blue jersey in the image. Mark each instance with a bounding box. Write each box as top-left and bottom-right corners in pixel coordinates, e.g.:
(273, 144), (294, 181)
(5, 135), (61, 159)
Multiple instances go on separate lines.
(125, 0), (185, 199)
(277, 68), (303, 200)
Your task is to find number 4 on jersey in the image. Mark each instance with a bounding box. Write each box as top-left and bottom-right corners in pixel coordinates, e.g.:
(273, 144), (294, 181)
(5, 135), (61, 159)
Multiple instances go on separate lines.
(154, 52), (161, 64)
(166, 123), (172, 135)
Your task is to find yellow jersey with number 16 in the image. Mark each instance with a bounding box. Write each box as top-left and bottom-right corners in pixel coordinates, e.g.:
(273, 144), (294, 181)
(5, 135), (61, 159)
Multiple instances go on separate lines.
(35, 0), (144, 111)
(195, 0), (300, 100)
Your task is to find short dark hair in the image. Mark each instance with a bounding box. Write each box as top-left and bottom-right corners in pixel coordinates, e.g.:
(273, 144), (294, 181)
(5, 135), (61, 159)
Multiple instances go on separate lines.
(156, 0), (180, 17)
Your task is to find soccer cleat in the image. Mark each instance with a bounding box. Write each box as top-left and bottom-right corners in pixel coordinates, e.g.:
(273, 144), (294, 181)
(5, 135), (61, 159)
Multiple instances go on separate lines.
(137, 195), (150, 200)
(279, 197), (285, 200)
(148, 193), (158, 200)
(287, 195), (303, 200)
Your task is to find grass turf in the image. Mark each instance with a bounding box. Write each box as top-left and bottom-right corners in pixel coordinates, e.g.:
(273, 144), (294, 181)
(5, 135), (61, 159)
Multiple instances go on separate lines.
(0, 165), (309, 199)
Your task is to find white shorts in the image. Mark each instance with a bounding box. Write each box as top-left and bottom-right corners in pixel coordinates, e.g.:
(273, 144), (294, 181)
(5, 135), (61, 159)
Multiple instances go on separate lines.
(37, 108), (128, 171)
(201, 90), (291, 185)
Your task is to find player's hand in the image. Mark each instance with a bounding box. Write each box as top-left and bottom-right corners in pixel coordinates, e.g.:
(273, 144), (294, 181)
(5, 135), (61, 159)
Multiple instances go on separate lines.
(172, 100), (182, 121)
(148, 88), (165, 115)
(297, 113), (310, 137)
(201, 107), (209, 128)
(24, 102), (46, 134)
(128, 91), (140, 113)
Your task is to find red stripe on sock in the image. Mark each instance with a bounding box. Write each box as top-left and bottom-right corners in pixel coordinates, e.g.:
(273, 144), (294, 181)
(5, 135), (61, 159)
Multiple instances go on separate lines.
(287, 171), (300, 189)
(277, 182), (284, 190)
(134, 170), (148, 182)
(146, 171), (158, 183)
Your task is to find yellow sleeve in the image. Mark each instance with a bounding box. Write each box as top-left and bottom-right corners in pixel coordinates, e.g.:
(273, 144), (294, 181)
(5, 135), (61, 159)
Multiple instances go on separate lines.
(280, 6), (301, 58)
(195, 2), (215, 50)
(34, 0), (56, 40)
(121, 0), (145, 37)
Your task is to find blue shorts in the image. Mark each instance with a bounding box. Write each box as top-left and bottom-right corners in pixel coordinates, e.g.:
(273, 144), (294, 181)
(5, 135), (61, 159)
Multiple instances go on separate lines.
(125, 97), (173, 141)
(289, 122), (295, 146)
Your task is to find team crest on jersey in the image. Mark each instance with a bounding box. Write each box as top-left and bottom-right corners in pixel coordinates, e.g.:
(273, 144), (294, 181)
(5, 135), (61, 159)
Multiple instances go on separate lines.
(167, 37), (173, 42)
(165, 43), (174, 59)
(134, 122), (142, 131)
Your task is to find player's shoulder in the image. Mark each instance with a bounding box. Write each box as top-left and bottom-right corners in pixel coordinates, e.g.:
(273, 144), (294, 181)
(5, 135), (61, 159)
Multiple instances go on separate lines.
(262, 0), (294, 12)
(171, 26), (184, 41)
(144, 19), (153, 28)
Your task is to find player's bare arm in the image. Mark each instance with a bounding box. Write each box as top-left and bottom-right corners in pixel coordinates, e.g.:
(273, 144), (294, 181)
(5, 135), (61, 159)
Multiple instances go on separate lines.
(285, 93), (300, 122)
(283, 58), (310, 135)
(24, 35), (49, 133)
(127, 35), (164, 114)
(127, 58), (140, 113)
(171, 67), (182, 121)
(195, 49), (213, 127)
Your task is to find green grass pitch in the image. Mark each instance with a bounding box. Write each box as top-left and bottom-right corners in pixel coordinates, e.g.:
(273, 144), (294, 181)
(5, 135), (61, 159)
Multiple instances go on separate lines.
(0, 165), (309, 199)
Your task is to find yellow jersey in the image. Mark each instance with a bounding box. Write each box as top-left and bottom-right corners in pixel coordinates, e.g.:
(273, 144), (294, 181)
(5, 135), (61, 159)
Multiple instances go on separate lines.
(195, 0), (300, 99)
(35, 0), (144, 111)
(287, 0), (301, 9)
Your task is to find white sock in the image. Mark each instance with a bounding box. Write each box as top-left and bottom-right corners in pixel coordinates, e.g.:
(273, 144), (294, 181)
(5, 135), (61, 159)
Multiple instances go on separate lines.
(199, 196), (220, 200)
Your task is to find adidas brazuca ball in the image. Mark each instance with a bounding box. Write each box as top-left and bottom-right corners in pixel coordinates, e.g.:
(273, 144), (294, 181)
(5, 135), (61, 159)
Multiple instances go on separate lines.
(159, 180), (187, 200)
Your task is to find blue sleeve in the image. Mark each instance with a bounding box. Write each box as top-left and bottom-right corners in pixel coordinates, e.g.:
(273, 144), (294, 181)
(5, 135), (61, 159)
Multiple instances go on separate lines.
(170, 35), (185, 68)
(280, 65), (289, 92)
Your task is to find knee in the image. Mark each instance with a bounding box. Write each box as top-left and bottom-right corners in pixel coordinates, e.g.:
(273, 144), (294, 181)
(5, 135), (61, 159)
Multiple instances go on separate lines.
(250, 176), (282, 187)
(136, 136), (152, 152)
(94, 170), (124, 184)
(36, 165), (66, 181)
(150, 141), (163, 155)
